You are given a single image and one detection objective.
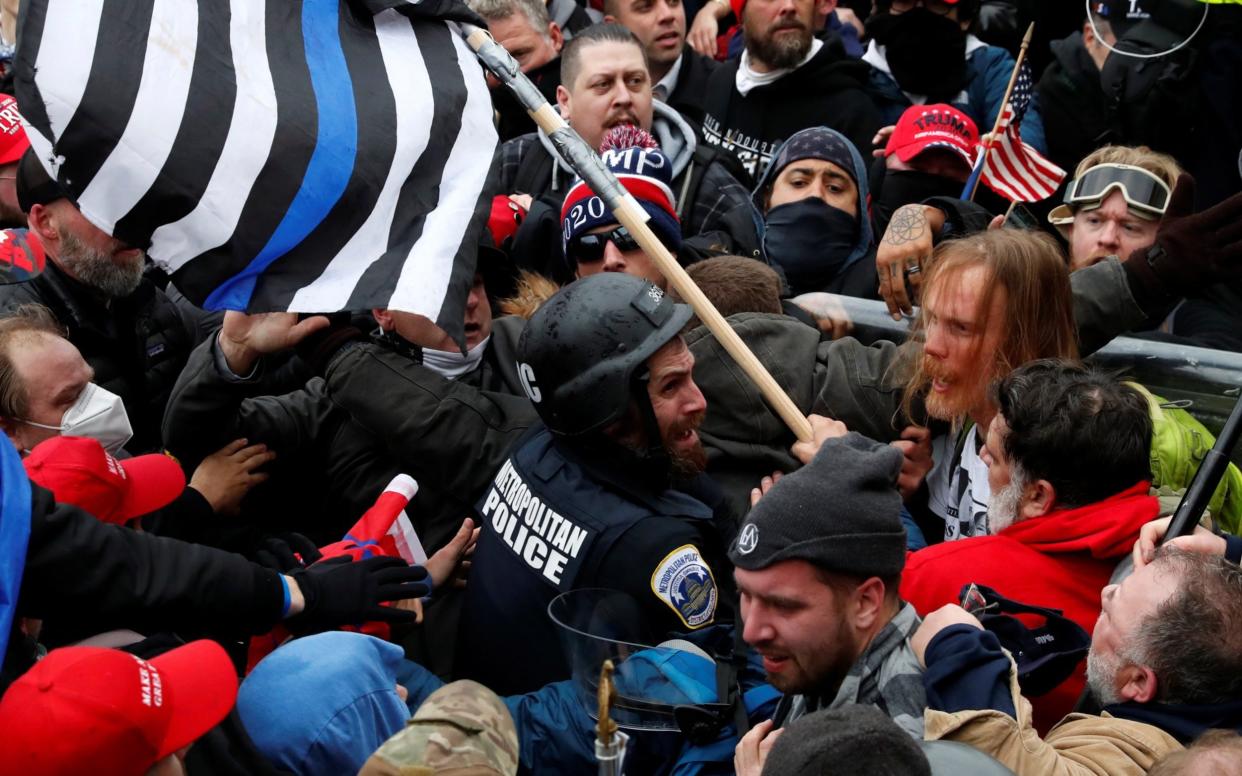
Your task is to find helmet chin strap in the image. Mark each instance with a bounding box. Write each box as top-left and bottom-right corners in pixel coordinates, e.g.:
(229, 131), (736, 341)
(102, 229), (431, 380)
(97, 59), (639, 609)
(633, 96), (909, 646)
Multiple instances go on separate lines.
(631, 372), (671, 474)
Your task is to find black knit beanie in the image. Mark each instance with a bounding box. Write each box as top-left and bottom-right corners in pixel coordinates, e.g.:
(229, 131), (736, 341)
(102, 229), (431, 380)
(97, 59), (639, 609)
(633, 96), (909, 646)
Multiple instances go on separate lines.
(760, 704), (931, 776)
(729, 432), (906, 577)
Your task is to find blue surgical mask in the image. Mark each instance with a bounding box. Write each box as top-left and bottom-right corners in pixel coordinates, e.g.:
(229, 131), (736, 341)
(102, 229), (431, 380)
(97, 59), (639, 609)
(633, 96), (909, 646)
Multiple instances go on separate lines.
(762, 198), (859, 295)
(22, 383), (133, 454)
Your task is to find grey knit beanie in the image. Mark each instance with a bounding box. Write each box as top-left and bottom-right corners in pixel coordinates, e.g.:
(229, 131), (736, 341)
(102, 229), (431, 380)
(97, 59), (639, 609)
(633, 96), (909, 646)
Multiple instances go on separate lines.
(760, 705), (930, 776)
(729, 432), (906, 577)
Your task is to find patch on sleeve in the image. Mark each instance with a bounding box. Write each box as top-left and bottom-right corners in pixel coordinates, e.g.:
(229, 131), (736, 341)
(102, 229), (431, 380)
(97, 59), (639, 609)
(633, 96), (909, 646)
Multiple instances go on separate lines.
(650, 544), (717, 629)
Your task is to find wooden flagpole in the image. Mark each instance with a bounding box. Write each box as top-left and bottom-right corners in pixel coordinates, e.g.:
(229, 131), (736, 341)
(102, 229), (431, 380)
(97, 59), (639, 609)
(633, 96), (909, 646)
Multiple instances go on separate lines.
(463, 25), (813, 442)
(969, 22), (1035, 202)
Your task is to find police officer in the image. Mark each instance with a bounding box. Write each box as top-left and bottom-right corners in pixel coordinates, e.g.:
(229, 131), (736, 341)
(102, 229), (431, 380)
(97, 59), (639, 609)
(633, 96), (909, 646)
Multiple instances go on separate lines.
(459, 272), (735, 695)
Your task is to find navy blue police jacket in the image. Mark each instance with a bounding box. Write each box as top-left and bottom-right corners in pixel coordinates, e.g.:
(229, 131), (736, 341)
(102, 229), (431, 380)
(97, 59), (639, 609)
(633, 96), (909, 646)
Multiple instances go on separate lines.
(458, 424), (733, 696)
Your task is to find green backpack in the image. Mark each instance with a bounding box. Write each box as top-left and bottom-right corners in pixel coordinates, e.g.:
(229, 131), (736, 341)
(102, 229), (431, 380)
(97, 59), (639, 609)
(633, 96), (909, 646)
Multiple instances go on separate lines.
(1130, 382), (1242, 535)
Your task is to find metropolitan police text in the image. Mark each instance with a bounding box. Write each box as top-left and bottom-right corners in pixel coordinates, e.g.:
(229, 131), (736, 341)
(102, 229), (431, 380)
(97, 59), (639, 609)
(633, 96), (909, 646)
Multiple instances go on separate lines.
(480, 459), (589, 584)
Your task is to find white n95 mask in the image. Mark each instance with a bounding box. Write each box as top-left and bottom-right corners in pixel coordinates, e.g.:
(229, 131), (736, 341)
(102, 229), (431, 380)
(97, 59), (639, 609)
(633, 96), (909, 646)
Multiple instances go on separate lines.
(22, 383), (134, 454)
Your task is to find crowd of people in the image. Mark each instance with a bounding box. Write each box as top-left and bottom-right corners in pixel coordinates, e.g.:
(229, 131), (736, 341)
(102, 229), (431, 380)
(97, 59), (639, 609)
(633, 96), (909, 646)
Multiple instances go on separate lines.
(0, 0), (1241, 774)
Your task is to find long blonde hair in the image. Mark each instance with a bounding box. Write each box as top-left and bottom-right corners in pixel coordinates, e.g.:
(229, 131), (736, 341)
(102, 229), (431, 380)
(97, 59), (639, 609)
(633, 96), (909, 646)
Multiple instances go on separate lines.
(901, 229), (1080, 423)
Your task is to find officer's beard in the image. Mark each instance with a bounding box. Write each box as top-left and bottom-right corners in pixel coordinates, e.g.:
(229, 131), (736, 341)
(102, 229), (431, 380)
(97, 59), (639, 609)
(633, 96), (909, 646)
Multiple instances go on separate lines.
(605, 407), (708, 484)
(663, 410), (708, 481)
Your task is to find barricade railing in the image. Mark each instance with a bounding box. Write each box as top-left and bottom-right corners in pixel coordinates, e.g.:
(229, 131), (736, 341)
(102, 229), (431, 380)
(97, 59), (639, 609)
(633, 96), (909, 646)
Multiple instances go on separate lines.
(833, 295), (1242, 465)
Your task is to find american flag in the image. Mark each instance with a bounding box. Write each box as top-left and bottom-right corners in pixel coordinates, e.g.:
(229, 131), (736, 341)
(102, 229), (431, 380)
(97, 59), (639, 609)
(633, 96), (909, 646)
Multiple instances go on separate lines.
(976, 61), (1065, 202)
(14, 0), (498, 348)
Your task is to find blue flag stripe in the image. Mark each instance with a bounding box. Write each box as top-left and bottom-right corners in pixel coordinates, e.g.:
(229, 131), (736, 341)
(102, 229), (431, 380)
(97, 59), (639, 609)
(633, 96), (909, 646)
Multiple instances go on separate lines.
(250, 7), (398, 310)
(205, 0), (359, 310)
(16, 0), (497, 348)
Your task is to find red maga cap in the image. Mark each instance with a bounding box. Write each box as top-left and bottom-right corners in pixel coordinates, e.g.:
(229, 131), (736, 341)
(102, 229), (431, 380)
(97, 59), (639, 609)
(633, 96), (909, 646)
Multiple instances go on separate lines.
(0, 94), (30, 166)
(885, 103), (979, 169)
(24, 436), (186, 525)
(0, 640), (239, 776)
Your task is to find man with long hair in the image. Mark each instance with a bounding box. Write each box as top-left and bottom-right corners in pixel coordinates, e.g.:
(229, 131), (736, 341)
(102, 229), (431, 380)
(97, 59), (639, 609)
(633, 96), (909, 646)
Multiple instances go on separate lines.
(791, 228), (1079, 543)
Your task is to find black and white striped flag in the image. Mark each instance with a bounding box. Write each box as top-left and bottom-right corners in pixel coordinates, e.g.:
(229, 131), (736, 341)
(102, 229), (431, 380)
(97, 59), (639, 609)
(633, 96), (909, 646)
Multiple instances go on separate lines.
(14, 0), (498, 344)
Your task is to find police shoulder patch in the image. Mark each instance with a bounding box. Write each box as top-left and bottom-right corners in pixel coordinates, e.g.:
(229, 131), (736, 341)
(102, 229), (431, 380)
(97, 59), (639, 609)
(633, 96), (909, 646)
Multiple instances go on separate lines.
(650, 544), (717, 630)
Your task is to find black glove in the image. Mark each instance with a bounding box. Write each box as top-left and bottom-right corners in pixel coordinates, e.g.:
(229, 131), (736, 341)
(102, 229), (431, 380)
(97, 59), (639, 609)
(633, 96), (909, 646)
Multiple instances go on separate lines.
(1123, 175), (1242, 309)
(286, 556), (431, 633)
(250, 533), (323, 572)
(293, 311), (365, 375)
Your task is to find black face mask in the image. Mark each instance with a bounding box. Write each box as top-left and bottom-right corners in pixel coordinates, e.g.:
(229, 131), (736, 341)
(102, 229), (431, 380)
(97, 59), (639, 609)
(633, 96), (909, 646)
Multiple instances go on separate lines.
(868, 9), (968, 101)
(492, 58), (561, 142)
(763, 198), (859, 296)
(873, 169), (964, 237)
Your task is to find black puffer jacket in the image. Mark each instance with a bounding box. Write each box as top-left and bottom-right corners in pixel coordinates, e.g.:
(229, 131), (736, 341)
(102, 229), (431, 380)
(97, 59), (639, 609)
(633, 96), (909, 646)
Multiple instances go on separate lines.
(163, 316), (528, 552)
(0, 256), (207, 452)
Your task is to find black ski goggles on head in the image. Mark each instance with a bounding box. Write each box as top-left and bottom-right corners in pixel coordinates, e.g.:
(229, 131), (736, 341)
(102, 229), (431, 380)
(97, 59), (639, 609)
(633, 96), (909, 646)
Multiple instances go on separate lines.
(567, 225), (641, 264)
(1063, 163), (1171, 219)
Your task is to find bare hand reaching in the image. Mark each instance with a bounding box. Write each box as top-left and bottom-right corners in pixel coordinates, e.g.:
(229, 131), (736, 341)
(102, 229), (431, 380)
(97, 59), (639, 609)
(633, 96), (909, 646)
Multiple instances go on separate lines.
(750, 471), (783, 507)
(423, 517), (480, 590)
(219, 311), (331, 374)
(734, 719), (783, 776)
(189, 438), (275, 515)
(891, 425), (933, 500)
(791, 292), (854, 340)
(871, 125), (895, 158)
(911, 604), (982, 668)
(688, 2), (726, 57)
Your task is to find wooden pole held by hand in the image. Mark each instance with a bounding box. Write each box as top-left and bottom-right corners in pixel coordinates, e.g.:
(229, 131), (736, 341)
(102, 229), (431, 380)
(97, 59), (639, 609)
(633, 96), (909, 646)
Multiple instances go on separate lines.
(463, 25), (813, 442)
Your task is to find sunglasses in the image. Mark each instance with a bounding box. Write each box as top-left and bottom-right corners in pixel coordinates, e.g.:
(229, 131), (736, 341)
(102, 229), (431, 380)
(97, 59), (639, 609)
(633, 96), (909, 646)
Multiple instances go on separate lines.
(1064, 163), (1171, 218)
(568, 225), (641, 264)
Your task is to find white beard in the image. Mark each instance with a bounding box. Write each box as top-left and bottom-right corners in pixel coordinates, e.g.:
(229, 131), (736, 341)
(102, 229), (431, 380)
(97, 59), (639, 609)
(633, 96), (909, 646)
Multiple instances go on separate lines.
(1085, 647), (1124, 707)
(986, 474), (1026, 534)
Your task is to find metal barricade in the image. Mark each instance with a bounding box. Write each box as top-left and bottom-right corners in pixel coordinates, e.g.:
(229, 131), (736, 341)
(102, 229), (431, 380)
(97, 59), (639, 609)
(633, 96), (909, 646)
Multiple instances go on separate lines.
(833, 296), (1242, 465)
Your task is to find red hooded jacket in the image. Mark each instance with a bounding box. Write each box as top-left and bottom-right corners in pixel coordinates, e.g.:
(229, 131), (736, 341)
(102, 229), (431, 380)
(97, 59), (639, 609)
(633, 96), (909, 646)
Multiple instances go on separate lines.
(900, 481), (1158, 733)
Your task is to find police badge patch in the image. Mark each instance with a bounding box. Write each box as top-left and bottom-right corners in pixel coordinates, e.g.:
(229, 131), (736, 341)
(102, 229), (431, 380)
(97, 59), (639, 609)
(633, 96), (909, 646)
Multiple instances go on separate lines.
(650, 544), (717, 629)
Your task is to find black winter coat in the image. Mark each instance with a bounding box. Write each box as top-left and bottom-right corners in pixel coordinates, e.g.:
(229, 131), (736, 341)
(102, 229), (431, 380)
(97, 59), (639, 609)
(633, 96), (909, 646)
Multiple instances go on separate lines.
(163, 317), (528, 552)
(1036, 32), (1117, 175)
(700, 35), (882, 183)
(665, 46), (720, 128)
(0, 257), (208, 452)
(2, 483), (282, 693)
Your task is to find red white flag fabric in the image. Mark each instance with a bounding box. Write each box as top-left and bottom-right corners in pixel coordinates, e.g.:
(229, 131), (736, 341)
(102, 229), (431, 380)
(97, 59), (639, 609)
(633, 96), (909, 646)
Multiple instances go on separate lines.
(978, 62), (1066, 203)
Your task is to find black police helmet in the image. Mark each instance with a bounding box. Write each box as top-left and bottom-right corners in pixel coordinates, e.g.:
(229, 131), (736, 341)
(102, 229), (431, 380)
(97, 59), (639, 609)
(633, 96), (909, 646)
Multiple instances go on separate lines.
(516, 273), (692, 437)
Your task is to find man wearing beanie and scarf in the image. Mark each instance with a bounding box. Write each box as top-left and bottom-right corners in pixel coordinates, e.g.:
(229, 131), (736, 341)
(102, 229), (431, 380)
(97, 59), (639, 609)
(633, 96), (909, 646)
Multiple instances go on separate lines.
(747, 126), (878, 299)
(731, 433), (925, 775)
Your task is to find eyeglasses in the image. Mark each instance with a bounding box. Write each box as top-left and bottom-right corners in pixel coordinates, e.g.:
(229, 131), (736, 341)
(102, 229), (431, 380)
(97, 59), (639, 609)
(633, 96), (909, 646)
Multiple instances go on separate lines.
(567, 225), (641, 264)
(1064, 163), (1171, 218)
(889, 0), (959, 16)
